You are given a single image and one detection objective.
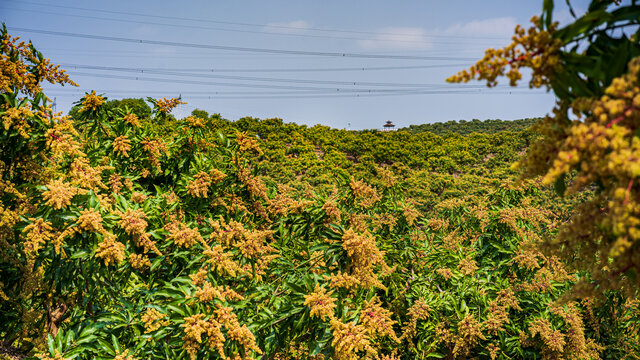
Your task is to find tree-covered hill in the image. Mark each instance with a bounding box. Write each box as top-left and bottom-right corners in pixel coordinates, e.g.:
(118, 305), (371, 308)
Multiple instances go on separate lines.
(139, 112), (537, 214)
(401, 118), (540, 135)
(71, 103), (538, 215)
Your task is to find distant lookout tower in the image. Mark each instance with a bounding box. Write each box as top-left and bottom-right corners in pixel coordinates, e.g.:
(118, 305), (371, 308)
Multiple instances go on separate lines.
(383, 120), (396, 131)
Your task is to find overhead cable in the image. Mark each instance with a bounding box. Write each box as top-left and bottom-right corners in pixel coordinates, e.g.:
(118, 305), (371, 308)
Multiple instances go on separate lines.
(9, 27), (479, 61)
(3, 7), (496, 46)
(62, 63), (492, 88)
(12, 1), (507, 41)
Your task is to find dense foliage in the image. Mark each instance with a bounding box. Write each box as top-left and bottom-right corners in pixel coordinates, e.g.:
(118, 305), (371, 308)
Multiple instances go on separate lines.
(68, 98), (152, 122)
(2, 0), (640, 358)
(450, 0), (640, 297)
(400, 118), (539, 135)
(135, 114), (535, 215)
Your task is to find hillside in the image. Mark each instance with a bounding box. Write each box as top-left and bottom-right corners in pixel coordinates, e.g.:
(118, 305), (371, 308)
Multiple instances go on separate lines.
(154, 112), (538, 214)
(401, 118), (540, 135)
(69, 101), (538, 214)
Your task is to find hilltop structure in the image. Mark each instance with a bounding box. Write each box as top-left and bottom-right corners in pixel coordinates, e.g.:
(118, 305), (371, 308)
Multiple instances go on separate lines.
(382, 120), (396, 131)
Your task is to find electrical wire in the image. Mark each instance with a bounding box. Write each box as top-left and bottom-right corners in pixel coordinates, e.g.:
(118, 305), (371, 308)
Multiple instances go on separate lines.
(51, 63), (469, 73)
(8, 27), (479, 61)
(9, 0), (508, 41)
(61, 63), (492, 88)
(44, 89), (547, 100)
(66, 71), (490, 92)
(86, 64), (470, 73)
(1, 6), (498, 46)
(45, 85), (503, 96)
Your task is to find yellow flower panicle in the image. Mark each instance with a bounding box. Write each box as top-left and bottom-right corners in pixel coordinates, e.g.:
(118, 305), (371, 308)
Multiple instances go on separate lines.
(95, 233), (126, 266)
(339, 228), (389, 289)
(322, 198), (342, 222)
(182, 314), (210, 359)
(236, 229), (275, 260)
(515, 57), (640, 294)
(69, 156), (111, 191)
(123, 113), (141, 127)
(45, 116), (84, 159)
(129, 253), (152, 269)
(156, 97), (186, 114)
(141, 308), (169, 333)
(76, 208), (106, 234)
(165, 221), (204, 248)
(484, 299), (509, 335)
(35, 350), (67, 360)
(400, 299), (430, 341)
(23, 218), (54, 256)
(457, 255), (478, 276)
(117, 208), (160, 255)
(349, 178), (381, 208)
(436, 268), (454, 280)
(208, 216), (245, 246)
(118, 208), (148, 236)
(330, 319), (376, 360)
(227, 323), (261, 356)
(113, 349), (136, 360)
(141, 137), (168, 172)
(359, 297), (399, 342)
(113, 135), (132, 158)
(304, 285), (337, 320)
(204, 244), (242, 277)
(447, 16), (562, 88)
(235, 131), (263, 155)
(194, 281), (244, 303)
(237, 166), (268, 200)
(1, 31), (77, 95)
(79, 91), (105, 112)
(131, 192), (147, 204)
(528, 318), (566, 354)
(182, 309), (262, 360)
(42, 179), (85, 209)
(401, 202), (421, 226)
(187, 171), (212, 198)
(189, 268), (208, 287)
(452, 314), (486, 358)
(185, 115), (207, 128)
(2, 104), (34, 138)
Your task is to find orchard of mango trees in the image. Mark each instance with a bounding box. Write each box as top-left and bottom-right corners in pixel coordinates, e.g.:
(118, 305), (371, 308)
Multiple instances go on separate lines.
(1, 0), (640, 359)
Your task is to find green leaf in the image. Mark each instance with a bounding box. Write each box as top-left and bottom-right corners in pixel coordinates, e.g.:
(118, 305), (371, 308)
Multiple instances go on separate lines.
(47, 334), (55, 354)
(554, 173), (567, 196)
(76, 334), (97, 345)
(111, 335), (122, 354)
(96, 338), (115, 356)
(426, 353), (446, 359)
(542, 0), (554, 29)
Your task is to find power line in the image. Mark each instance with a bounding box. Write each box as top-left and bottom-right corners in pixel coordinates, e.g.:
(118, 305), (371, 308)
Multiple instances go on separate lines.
(36, 49), (485, 60)
(61, 63), (488, 88)
(10, 0), (507, 41)
(2, 6), (494, 46)
(37, 46), (490, 56)
(119, 64), (467, 73)
(45, 86), (499, 96)
(43, 89), (547, 100)
(56, 63), (469, 73)
(44, 89), (358, 96)
(35, 52), (329, 60)
(66, 71), (489, 92)
(45, 87), (542, 96)
(8, 27), (479, 61)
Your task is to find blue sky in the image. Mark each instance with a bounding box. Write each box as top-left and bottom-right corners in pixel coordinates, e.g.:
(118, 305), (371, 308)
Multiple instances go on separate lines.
(1, 0), (591, 129)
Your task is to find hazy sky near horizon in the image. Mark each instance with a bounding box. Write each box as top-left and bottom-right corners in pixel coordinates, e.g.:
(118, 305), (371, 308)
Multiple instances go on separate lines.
(1, 0), (593, 129)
